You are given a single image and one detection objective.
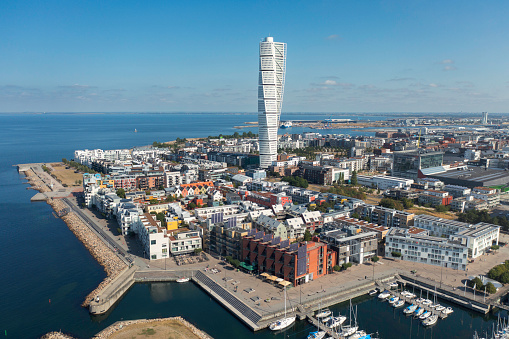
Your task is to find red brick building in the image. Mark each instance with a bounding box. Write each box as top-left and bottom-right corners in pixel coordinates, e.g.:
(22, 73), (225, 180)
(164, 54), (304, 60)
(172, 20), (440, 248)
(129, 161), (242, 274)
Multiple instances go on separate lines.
(245, 191), (292, 207)
(241, 232), (336, 286)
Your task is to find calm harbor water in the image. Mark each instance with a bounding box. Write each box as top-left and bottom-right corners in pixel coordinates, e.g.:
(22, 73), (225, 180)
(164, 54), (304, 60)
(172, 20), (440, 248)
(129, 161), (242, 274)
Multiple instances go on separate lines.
(0, 112), (503, 338)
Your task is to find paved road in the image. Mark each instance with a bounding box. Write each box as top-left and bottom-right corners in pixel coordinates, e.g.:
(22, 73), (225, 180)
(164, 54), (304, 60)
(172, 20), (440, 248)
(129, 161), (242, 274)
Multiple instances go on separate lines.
(62, 197), (133, 266)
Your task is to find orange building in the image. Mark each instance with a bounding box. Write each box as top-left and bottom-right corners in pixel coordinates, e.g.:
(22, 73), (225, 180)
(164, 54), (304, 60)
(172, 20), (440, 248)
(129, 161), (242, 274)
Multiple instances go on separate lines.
(241, 232), (336, 286)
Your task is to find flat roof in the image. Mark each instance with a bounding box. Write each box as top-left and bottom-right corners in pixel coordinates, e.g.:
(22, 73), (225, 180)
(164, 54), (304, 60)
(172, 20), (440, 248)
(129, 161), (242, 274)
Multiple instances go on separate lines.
(432, 167), (509, 182)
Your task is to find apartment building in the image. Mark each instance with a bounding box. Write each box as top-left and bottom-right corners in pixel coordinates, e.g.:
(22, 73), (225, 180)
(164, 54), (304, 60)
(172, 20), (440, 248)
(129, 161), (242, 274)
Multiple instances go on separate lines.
(443, 185), (471, 198)
(133, 213), (170, 260)
(355, 203), (415, 228)
(208, 225), (249, 259)
(418, 190), (453, 206)
(471, 187), (501, 208)
(168, 229), (202, 256)
(414, 215), (500, 258)
(385, 227), (468, 270)
(241, 232), (337, 286)
(320, 228), (378, 264)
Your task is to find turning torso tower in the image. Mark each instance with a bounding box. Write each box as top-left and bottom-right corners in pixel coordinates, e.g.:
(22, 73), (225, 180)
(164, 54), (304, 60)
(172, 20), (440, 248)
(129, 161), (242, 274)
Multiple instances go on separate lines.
(258, 37), (286, 169)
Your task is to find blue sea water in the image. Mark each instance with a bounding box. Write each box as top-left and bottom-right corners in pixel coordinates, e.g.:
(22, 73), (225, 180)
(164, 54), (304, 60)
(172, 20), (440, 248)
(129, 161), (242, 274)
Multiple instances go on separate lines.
(0, 113), (503, 338)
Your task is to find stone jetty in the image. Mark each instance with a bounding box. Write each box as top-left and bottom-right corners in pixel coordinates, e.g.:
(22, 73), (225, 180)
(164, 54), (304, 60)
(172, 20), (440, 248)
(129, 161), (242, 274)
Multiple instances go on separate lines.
(48, 198), (127, 307)
(24, 168), (50, 193)
(40, 332), (74, 339)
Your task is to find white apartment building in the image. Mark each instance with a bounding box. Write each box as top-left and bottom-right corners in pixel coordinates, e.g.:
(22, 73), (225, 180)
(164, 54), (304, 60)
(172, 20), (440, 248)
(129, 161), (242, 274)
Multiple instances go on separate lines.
(133, 213), (170, 260)
(116, 201), (142, 235)
(168, 230), (202, 255)
(414, 215), (499, 258)
(357, 175), (414, 190)
(471, 187), (500, 208)
(258, 36), (287, 168)
(444, 185), (471, 198)
(385, 227), (469, 270)
(165, 171), (184, 187)
(74, 148), (131, 167)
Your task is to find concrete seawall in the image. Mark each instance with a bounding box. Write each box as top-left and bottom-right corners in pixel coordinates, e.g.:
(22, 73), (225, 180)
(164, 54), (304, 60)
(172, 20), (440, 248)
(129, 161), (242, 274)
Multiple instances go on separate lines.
(89, 266), (138, 315)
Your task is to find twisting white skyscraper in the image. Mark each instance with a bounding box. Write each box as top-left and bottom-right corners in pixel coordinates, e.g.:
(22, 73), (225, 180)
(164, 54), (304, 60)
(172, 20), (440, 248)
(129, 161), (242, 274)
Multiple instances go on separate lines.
(258, 37), (286, 168)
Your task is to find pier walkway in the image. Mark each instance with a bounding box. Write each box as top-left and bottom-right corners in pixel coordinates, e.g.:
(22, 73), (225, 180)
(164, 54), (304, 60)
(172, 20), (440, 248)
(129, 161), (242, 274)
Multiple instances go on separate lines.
(193, 271), (263, 330)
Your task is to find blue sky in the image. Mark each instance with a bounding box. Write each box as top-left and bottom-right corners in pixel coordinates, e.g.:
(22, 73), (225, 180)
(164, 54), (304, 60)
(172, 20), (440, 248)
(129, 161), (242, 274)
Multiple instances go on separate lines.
(1, 0), (508, 113)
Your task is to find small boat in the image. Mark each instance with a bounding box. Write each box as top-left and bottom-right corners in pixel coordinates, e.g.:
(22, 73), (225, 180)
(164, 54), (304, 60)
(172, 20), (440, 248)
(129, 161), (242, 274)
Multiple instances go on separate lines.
(134, 128), (137, 133)
(422, 299), (433, 306)
(419, 311), (431, 320)
(321, 316), (332, 323)
(388, 296), (400, 304)
(435, 305), (445, 312)
(423, 314), (438, 326)
(429, 303), (439, 309)
(414, 307), (424, 317)
(176, 277), (189, 283)
(316, 309), (332, 319)
(378, 290), (391, 299)
(442, 307), (454, 315)
(269, 288), (296, 331)
(406, 293), (416, 299)
(415, 297), (425, 304)
(339, 326), (358, 337)
(393, 300), (405, 308)
(307, 331), (326, 339)
(326, 315), (347, 329)
(369, 289), (378, 296)
(403, 304), (418, 315)
(389, 282), (398, 289)
(350, 330), (367, 339)
(400, 291), (410, 297)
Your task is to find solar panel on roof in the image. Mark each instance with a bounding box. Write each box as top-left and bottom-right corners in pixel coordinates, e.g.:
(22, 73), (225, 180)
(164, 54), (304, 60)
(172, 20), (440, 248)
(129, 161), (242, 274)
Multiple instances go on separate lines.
(255, 231), (264, 240)
(280, 239), (290, 249)
(263, 234), (272, 242)
(271, 236), (280, 245)
(298, 245), (306, 259)
(289, 243), (298, 252)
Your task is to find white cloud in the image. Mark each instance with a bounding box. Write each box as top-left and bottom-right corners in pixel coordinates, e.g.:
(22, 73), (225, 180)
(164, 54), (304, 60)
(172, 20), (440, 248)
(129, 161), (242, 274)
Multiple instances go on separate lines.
(429, 83), (438, 88)
(323, 80), (338, 85)
(440, 59), (454, 64)
(443, 65), (457, 71)
(325, 34), (341, 40)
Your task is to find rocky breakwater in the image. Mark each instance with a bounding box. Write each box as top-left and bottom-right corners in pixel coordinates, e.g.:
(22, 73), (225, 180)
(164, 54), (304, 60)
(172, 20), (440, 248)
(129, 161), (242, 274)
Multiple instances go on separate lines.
(24, 168), (51, 193)
(48, 198), (127, 307)
(40, 332), (75, 339)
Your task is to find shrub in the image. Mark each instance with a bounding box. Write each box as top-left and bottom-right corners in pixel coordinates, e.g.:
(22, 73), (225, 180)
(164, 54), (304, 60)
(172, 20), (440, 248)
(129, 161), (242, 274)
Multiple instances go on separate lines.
(391, 251), (402, 258)
(333, 265), (341, 272)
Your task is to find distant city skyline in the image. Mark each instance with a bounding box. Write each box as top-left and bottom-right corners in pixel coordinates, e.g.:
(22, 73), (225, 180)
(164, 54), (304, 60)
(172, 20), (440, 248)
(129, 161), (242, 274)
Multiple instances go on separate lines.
(1, 1), (509, 113)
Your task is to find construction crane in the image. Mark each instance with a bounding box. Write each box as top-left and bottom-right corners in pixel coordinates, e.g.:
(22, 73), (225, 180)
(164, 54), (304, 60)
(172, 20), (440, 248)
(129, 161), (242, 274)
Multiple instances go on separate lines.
(417, 128), (422, 148)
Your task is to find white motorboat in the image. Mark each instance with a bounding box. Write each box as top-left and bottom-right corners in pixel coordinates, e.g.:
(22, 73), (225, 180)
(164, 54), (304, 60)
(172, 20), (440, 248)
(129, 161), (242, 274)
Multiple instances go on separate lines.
(307, 331), (326, 339)
(369, 289), (378, 296)
(403, 304), (418, 314)
(414, 307), (424, 317)
(388, 296), (400, 304)
(429, 303), (439, 309)
(270, 287), (296, 331)
(176, 277), (190, 283)
(419, 311), (431, 320)
(316, 309), (332, 319)
(415, 297), (425, 303)
(442, 307), (454, 315)
(422, 299), (433, 306)
(393, 300), (405, 308)
(389, 282), (398, 289)
(321, 316), (332, 323)
(400, 291), (410, 297)
(423, 314), (438, 326)
(326, 315), (347, 329)
(378, 290), (391, 299)
(280, 121), (293, 129)
(435, 305), (445, 312)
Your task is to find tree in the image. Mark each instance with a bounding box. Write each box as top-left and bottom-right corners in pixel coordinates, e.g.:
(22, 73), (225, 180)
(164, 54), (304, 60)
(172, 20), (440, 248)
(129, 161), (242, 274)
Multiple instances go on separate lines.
(469, 277), (484, 290)
(333, 265), (341, 272)
(485, 282), (497, 294)
(194, 248), (203, 255)
(232, 259), (241, 268)
(491, 245), (500, 251)
(351, 212), (361, 219)
(303, 229), (312, 241)
(116, 188), (126, 199)
(351, 170), (358, 186)
(391, 251), (402, 258)
(371, 255), (379, 263)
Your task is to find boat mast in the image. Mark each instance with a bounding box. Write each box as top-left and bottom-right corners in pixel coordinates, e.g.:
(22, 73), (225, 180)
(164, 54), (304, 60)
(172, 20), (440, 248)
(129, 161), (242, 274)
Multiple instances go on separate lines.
(284, 287), (287, 318)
